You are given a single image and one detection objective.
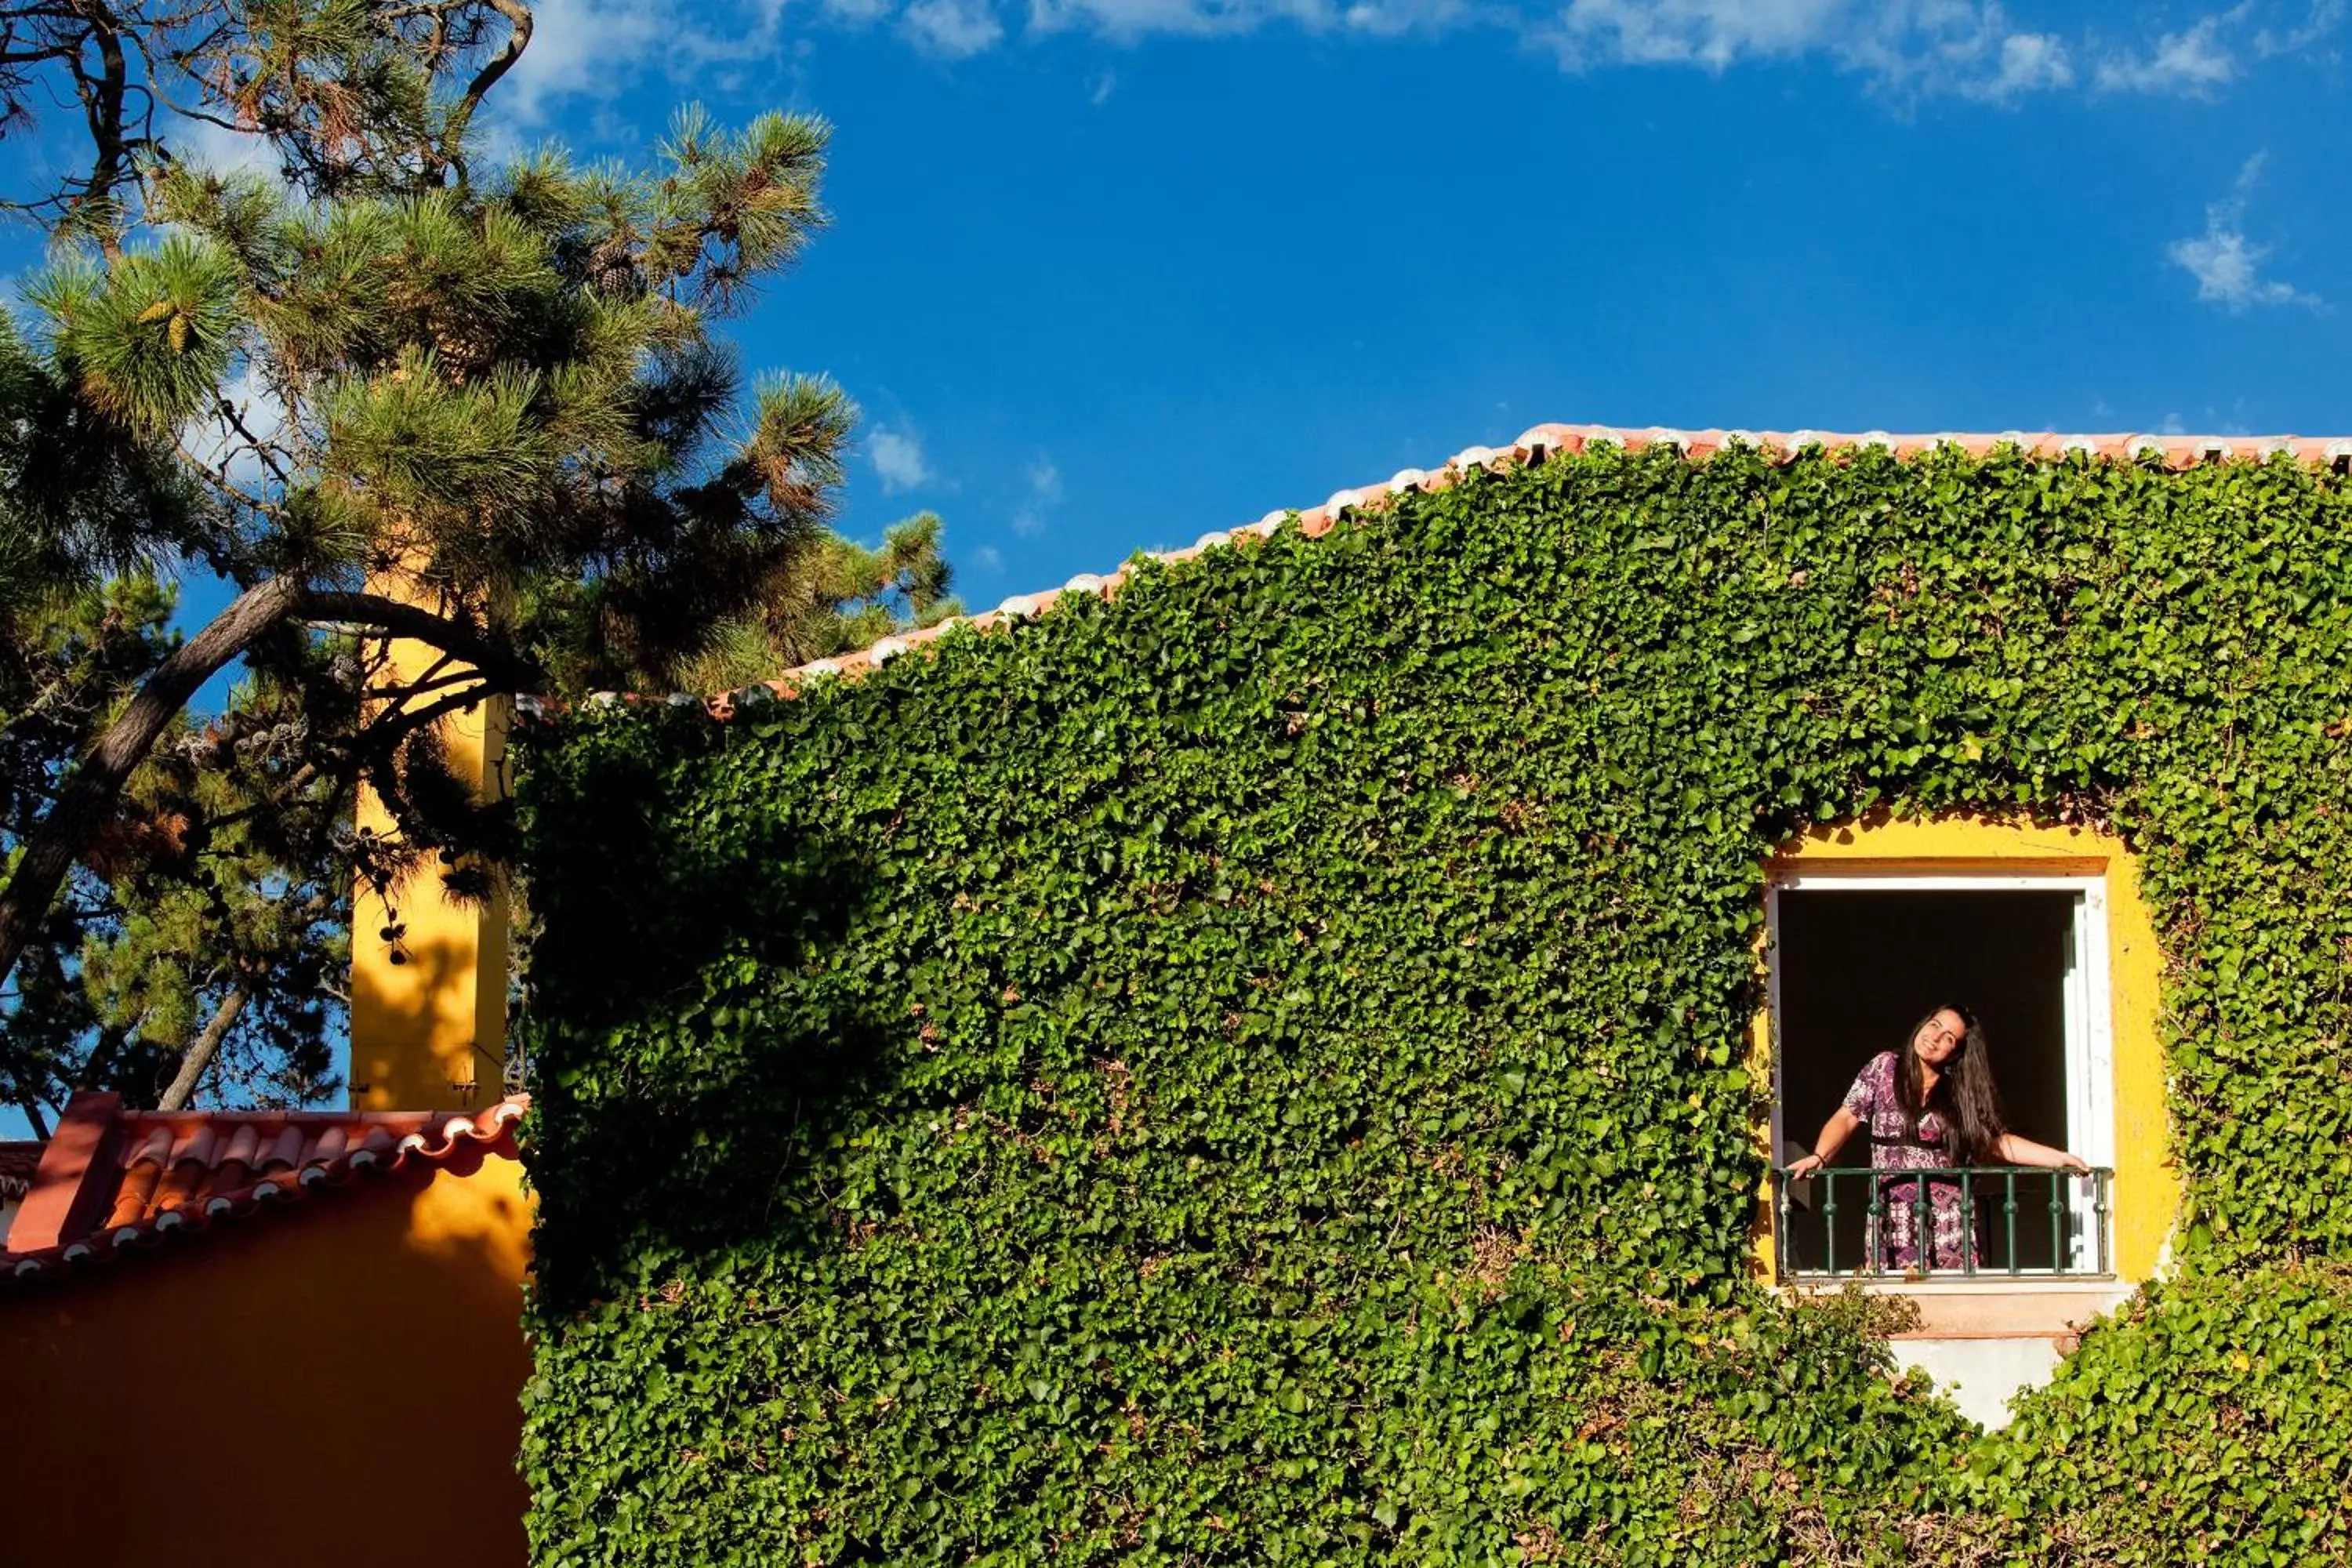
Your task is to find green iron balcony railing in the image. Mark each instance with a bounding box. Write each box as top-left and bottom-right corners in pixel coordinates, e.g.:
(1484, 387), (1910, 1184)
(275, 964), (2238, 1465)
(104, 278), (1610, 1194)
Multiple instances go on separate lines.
(1772, 1164), (2115, 1281)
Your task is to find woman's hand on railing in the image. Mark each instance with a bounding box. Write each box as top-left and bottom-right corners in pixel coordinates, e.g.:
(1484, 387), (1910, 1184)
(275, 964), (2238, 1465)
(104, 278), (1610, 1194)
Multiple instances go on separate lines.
(1784, 1152), (1826, 1178)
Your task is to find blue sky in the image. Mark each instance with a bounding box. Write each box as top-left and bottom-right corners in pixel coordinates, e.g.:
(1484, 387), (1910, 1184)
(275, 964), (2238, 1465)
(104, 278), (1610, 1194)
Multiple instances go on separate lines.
(457, 0), (2352, 612)
(1, 2), (2344, 1125)
(13, 0), (2330, 640)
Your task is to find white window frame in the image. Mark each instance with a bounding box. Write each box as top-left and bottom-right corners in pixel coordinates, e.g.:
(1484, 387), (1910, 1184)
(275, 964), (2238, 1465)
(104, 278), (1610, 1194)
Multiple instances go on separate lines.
(1765, 869), (2117, 1275)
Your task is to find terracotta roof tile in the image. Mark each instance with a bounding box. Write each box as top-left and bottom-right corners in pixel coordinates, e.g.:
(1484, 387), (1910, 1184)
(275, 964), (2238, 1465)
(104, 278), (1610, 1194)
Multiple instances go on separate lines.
(3, 1092), (526, 1283)
(507, 422), (2352, 724)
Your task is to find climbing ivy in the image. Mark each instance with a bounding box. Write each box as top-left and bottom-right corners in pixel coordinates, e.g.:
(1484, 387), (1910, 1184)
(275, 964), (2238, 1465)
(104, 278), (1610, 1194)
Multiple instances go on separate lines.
(516, 442), (2352, 1565)
(1933, 1261), (2352, 1565)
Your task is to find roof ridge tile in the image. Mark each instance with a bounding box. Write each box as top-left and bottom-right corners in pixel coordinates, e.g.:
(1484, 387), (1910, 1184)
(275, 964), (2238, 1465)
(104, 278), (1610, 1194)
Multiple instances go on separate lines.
(5, 1096), (528, 1283)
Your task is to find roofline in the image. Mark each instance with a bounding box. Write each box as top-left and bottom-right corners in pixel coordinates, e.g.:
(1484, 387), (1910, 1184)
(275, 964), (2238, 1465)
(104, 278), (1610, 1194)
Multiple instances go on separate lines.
(3, 1092), (528, 1283)
(519, 421), (2352, 724)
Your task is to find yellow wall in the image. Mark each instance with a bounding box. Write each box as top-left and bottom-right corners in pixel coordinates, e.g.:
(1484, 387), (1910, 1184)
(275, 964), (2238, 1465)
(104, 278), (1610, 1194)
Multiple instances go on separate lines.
(349, 572), (511, 1112)
(0, 1149), (532, 1568)
(1751, 811), (2176, 1284)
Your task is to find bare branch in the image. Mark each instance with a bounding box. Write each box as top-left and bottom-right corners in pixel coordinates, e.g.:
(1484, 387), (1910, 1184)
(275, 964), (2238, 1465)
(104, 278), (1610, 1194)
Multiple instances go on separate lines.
(13, 1098), (53, 1142)
(435, 0), (527, 180)
(216, 390), (292, 488)
(154, 978), (246, 1109)
(301, 590), (536, 690)
(67, 0), (132, 252)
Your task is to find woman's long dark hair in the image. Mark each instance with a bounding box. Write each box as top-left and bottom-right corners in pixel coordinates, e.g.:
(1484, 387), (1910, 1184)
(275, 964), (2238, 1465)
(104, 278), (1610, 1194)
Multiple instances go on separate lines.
(1896, 1005), (2007, 1164)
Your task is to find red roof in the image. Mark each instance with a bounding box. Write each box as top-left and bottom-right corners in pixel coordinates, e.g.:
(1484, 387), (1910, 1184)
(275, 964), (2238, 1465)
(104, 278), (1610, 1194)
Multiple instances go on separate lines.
(2, 1091), (525, 1283)
(535, 422), (2345, 721)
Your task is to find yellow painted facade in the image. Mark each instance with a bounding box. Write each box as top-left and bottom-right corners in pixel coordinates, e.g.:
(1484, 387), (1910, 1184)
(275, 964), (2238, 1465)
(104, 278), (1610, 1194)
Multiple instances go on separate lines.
(1748, 811), (2176, 1286)
(348, 575), (512, 1112)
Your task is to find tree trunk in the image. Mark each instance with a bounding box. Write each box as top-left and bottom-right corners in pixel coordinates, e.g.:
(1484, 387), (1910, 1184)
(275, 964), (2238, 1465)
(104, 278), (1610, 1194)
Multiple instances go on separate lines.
(156, 982), (251, 1111)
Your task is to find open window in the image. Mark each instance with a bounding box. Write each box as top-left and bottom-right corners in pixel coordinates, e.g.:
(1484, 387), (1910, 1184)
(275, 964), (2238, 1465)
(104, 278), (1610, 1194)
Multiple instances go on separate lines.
(1766, 871), (2118, 1280)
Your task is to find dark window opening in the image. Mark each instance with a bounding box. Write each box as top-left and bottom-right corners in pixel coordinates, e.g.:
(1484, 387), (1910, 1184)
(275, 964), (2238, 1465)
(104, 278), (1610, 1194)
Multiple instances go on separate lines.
(1774, 887), (2087, 1276)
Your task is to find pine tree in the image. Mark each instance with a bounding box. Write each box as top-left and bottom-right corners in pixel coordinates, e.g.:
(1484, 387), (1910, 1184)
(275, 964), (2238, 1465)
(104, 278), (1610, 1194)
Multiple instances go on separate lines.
(0, 573), (347, 1126)
(0, 2), (953, 1117)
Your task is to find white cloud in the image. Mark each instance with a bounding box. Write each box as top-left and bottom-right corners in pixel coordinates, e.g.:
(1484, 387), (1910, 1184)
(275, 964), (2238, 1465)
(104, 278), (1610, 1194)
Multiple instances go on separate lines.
(2168, 227), (2321, 311)
(499, 0), (797, 123)
(426, 0), (2332, 114)
(1545, 0), (1842, 69)
(166, 114), (281, 179)
(870, 426), (933, 491)
(501, 0), (663, 122)
(903, 0), (1007, 54)
(974, 543), (1007, 572)
(2157, 407), (2257, 436)
(1027, 0), (1333, 42)
(1341, 0), (1471, 33)
(1011, 455), (1060, 535)
(2165, 154), (2325, 313)
(1538, 0), (2076, 100)
(2095, 13), (2238, 96)
(1981, 31), (2074, 97)
(2254, 0), (2343, 56)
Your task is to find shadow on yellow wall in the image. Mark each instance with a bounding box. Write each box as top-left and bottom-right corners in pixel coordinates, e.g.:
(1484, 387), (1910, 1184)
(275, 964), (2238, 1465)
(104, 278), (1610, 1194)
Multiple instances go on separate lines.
(350, 854), (511, 1113)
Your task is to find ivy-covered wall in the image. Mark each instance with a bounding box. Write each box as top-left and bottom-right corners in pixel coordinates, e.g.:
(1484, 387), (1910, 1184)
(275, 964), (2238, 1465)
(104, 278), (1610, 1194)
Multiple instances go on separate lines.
(517, 443), (2352, 1566)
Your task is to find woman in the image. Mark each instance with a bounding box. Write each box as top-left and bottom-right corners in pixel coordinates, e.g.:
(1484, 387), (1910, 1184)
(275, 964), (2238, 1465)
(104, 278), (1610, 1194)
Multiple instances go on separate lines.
(1786, 1005), (2088, 1272)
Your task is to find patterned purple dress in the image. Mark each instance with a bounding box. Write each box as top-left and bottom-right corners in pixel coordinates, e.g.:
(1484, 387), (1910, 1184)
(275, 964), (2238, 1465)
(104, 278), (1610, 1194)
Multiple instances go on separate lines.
(1840, 1050), (1980, 1271)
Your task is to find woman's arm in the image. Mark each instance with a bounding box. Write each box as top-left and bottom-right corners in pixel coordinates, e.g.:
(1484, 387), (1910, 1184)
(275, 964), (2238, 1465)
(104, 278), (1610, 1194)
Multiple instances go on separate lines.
(1994, 1133), (2090, 1172)
(1784, 1108), (1863, 1177)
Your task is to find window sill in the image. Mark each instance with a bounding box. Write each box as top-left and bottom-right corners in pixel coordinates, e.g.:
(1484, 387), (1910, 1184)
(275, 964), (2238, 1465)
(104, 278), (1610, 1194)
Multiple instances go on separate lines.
(1778, 1279), (2136, 1341)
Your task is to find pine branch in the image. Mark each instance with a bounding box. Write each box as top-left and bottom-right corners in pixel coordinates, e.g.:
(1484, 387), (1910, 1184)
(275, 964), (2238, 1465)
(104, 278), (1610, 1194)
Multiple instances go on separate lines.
(0, 574), (302, 994)
(0, 577), (538, 996)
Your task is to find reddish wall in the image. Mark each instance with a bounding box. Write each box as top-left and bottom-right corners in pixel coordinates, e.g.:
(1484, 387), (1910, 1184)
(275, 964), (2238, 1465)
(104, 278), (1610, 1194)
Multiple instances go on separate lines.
(0, 1147), (531, 1567)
